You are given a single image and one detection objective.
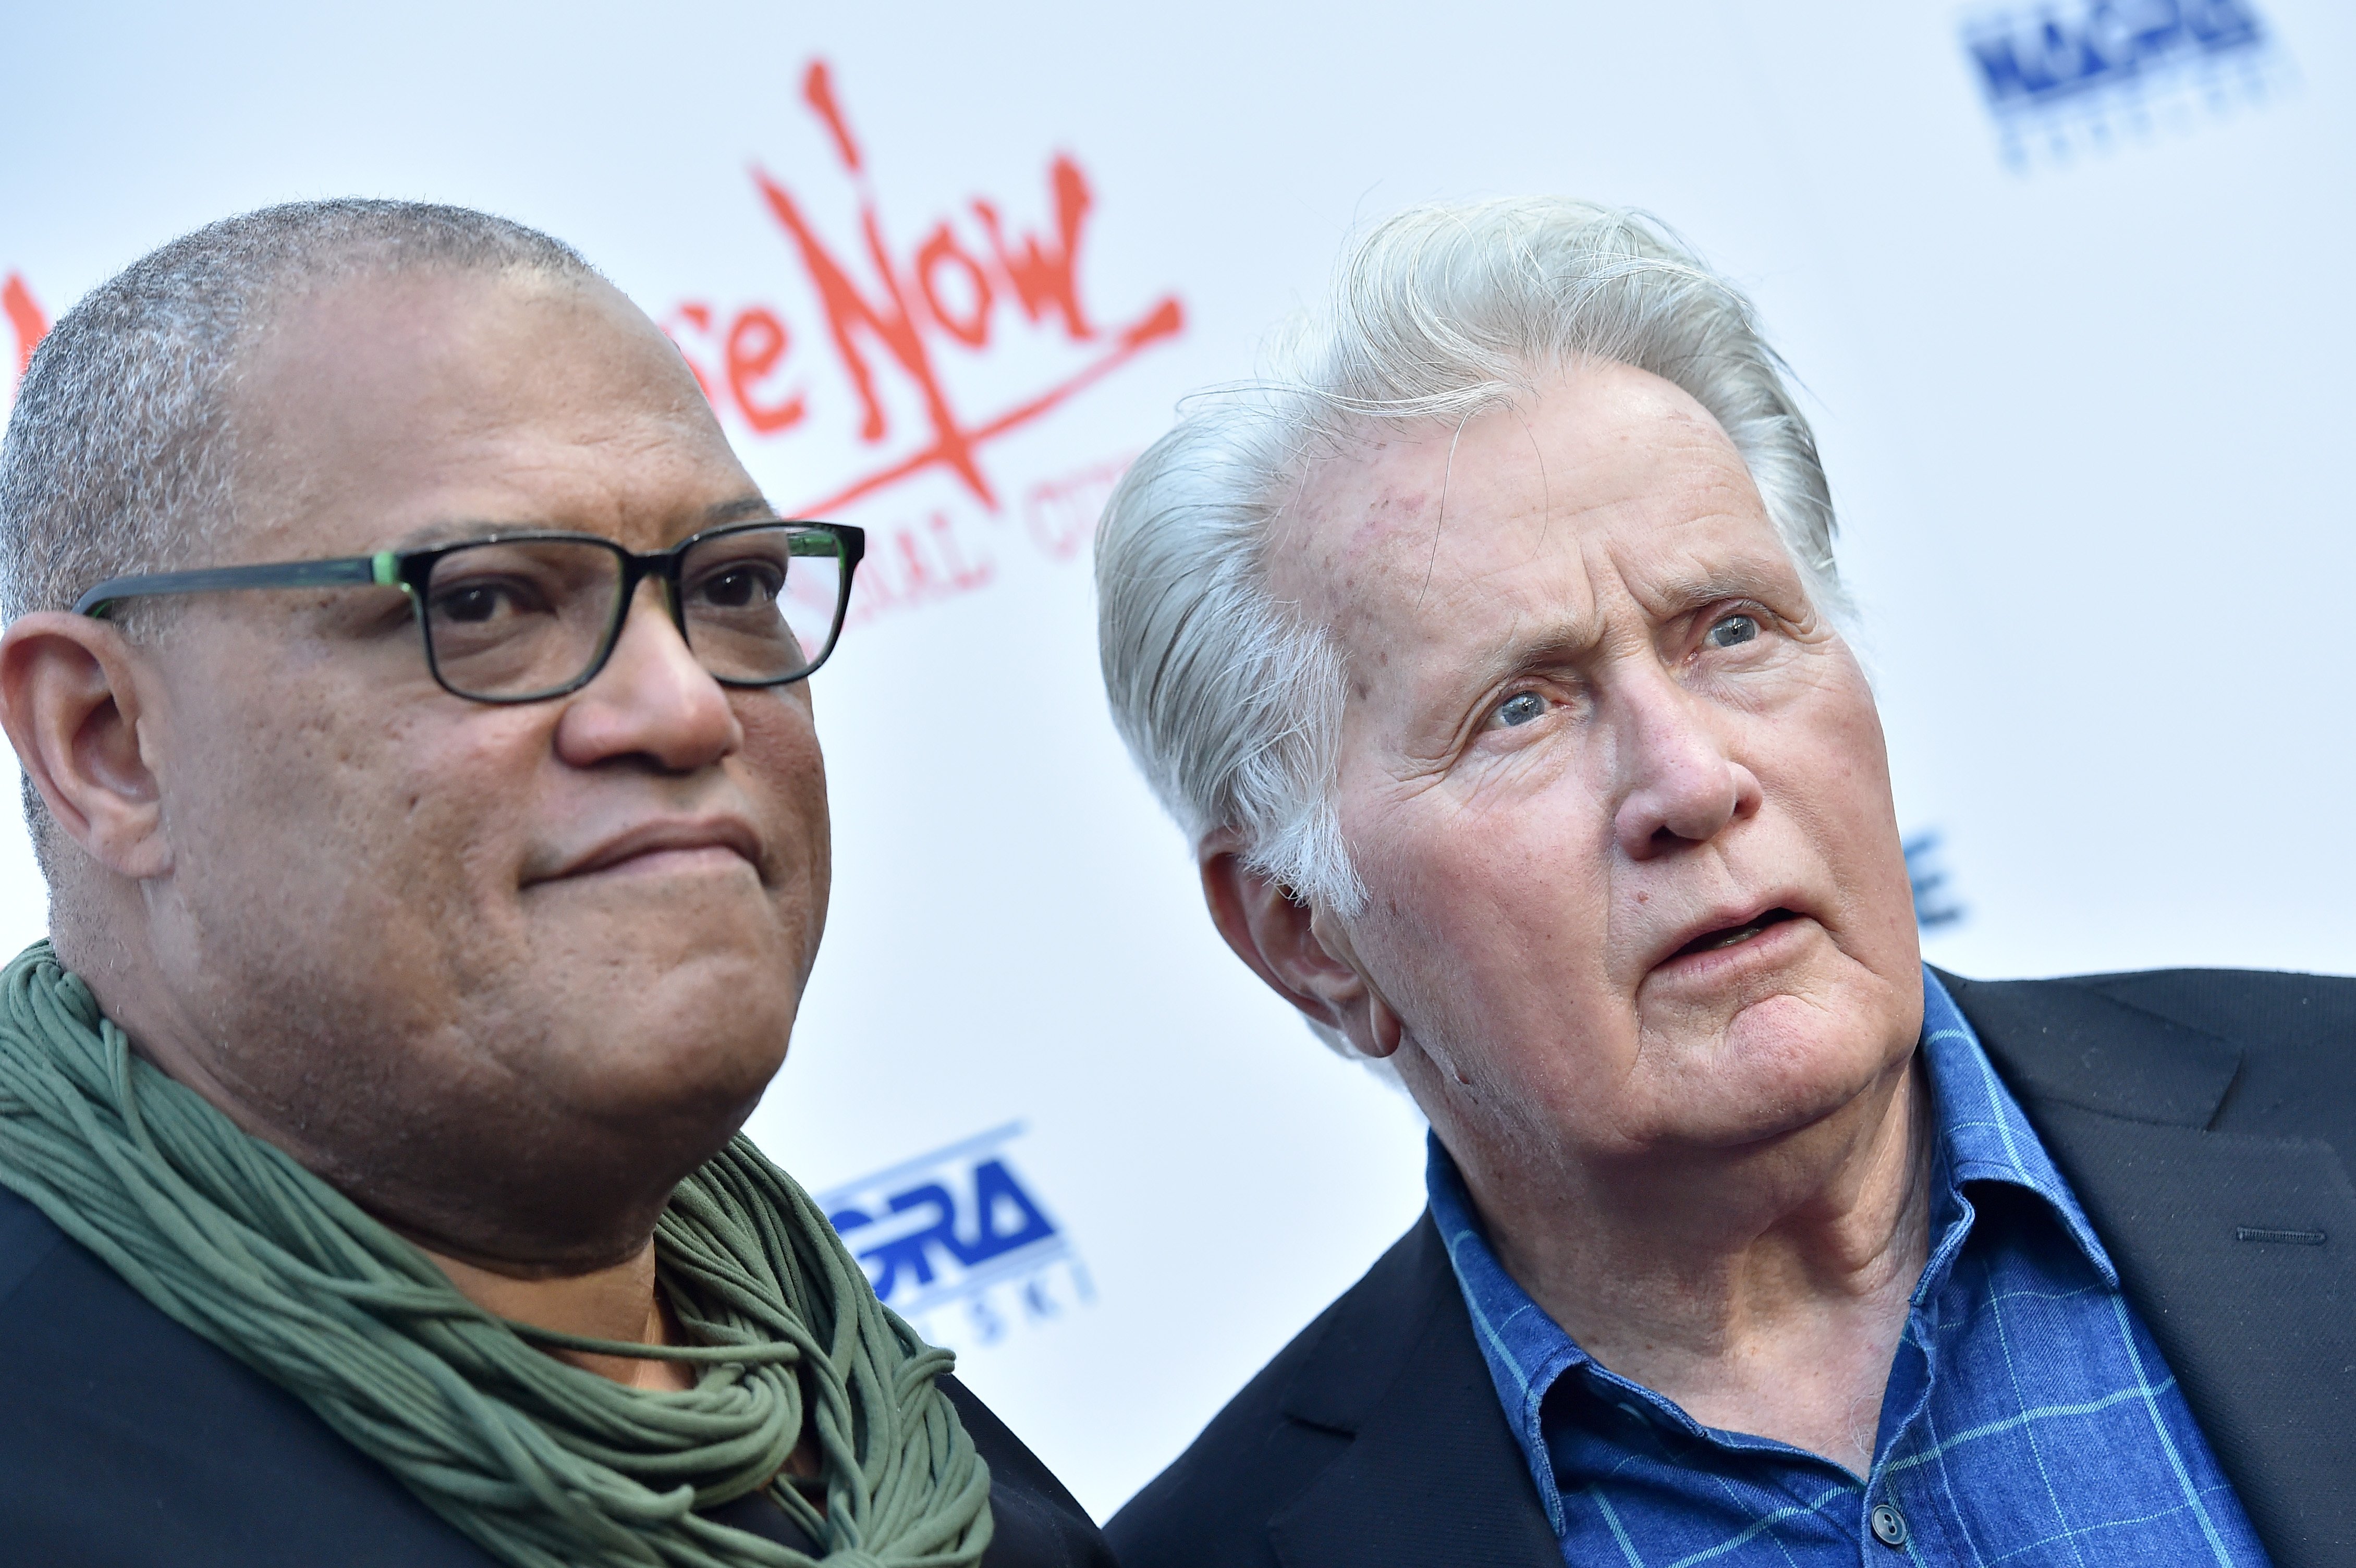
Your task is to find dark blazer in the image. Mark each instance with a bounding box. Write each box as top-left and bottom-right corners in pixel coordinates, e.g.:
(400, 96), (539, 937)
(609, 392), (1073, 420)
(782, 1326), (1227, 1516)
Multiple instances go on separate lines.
(1108, 969), (2356, 1568)
(0, 1183), (1115, 1568)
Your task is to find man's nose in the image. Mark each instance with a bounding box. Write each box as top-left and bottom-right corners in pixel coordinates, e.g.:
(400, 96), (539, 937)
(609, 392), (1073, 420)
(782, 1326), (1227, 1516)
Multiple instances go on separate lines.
(1610, 672), (1762, 862)
(552, 579), (743, 773)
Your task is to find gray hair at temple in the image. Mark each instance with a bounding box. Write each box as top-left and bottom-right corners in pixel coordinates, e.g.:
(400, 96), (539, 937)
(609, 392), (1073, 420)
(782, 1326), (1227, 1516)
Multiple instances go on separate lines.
(0, 198), (599, 867)
(1095, 197), (1848, 924)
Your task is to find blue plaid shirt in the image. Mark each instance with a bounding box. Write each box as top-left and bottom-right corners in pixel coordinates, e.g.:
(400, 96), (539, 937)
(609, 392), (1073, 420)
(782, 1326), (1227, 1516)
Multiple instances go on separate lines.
(1427, 968), (2270, 1566)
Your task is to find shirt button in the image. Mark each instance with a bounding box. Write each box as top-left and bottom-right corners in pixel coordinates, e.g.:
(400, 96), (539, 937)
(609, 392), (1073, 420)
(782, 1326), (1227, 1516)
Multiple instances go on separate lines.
(1869, 1502), (1910, 1548)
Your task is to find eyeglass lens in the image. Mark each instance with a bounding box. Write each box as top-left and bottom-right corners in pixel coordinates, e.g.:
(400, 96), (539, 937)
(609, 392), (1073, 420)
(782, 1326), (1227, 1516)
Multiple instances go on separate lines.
(421, 526), (847, 700)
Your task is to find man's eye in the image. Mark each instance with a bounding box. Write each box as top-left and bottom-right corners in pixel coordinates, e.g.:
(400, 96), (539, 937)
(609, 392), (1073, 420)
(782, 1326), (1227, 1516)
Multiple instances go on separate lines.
(1492, 692), (1547, 729)
(695, 563), (784, 611)
(434, 582), (530, 624)
(1705, 613), (1761, 650)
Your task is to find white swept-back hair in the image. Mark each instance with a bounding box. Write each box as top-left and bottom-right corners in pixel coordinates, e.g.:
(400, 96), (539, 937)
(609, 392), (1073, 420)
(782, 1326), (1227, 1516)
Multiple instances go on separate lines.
(1096, 197), (1847, 932)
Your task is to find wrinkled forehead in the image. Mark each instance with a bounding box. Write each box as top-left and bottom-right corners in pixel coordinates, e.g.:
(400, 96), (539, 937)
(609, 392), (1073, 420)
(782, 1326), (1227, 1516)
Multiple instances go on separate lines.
(1263, 362), (1793, 665)
(224, 267), (744, 556)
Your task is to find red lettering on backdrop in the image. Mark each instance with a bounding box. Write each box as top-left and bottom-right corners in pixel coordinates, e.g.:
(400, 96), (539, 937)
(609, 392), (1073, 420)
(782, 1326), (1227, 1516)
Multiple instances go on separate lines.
(970, 158), (1095, 341)
(802, 56), (864, 174)
(915, 224), (992, 349)
(5, 273), (50, 390)
(663, 302), (721, 404)
(758, 168), (992, 498)
(839, 509), (998, 628)
(725, 307), (808, 434)
(670, 60), (1182, 526)
(1023, 454), (1136, 563)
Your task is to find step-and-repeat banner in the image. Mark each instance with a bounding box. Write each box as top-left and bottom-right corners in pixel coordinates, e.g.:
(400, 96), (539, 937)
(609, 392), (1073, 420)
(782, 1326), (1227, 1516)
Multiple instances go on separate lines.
(5, 0), (2349, 1518)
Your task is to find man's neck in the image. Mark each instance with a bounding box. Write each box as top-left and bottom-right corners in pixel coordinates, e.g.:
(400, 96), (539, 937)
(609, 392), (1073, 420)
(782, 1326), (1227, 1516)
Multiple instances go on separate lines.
(424, 1242), (697, 1394)
(1452, 1052), (1934, 1477)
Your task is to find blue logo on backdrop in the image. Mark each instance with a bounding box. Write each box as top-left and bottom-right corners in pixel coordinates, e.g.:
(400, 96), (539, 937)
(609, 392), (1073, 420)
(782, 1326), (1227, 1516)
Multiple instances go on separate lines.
(1905, 829), (1967, 932)
(1960, 1), (2288, 168)
(821, 1122), (1093, 1351)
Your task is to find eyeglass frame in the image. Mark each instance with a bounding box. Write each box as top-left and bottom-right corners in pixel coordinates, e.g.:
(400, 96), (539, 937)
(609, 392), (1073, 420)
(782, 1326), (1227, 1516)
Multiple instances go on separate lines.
(69, 518), (868, 704)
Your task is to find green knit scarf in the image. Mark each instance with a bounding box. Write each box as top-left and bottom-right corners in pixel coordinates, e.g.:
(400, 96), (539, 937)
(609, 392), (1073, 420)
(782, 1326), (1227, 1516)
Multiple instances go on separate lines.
(0, 942), (992, 1568)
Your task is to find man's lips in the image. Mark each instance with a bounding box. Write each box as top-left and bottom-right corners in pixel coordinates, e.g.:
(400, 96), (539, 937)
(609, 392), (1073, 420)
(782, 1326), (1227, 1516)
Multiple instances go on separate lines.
(528, 817), (765, 886)
(1652, 903), (1807, 971)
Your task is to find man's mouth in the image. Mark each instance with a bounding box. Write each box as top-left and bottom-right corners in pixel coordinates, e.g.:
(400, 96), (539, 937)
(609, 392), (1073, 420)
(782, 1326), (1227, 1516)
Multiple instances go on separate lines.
(528, 816), (767, 887)
(1671, 907), (1801, 959)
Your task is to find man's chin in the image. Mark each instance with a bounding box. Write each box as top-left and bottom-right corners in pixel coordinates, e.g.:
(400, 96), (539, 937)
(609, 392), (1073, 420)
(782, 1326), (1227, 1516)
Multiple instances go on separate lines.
(527, 893), (813, 985)
(502, 964), (796, 1121)
(1681, 1041), (1910, 1157)
(1598, 980), (1905, 1141)
(564, 1005), (791, 1092)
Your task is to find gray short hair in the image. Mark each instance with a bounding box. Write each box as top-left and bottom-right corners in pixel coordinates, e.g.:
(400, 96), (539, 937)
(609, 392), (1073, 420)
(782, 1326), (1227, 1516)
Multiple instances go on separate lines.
(0, 199), (597, 872)
(1095, 197), (1846, 921)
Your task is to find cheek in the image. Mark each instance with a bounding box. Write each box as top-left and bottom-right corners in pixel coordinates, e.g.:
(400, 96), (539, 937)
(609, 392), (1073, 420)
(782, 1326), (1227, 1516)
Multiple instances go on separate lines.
(184, 689), (533, 918)
(734, 695), (829, 874)
(1346, 782), (1619, 1043)
(1803, 687), (1900, 862)
(1765, 673), (1915, 947)
(178, 686), (393, 858)
(156, 683), (537, 1035)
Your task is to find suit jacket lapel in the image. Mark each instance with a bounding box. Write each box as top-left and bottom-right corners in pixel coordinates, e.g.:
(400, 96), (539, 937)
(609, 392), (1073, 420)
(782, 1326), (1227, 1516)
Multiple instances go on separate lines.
(1943, 971), (2356, 1568)
(1266, 1215), (1560, 1568)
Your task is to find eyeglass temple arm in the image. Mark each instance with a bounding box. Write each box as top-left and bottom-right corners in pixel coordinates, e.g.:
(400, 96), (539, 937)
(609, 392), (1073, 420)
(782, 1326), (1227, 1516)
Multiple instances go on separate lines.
(813, 525), (865, 574)
(74, 553), (401, 618)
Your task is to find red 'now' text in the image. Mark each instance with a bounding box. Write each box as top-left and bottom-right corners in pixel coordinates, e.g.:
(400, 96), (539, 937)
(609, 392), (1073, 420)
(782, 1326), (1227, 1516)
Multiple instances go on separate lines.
(666, 61), (1182, 525)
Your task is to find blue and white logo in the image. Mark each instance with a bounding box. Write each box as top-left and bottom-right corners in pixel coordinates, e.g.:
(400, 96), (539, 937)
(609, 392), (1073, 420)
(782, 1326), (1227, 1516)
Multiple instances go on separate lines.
(821, 1122), (1092, 1351)
(1905, 829), (1967, 932)
(1961, 1), (2288, 168)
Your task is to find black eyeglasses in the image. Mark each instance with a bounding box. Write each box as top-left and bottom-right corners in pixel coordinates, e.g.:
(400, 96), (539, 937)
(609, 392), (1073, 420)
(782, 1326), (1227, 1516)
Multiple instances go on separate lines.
(72, 519), (866, 704)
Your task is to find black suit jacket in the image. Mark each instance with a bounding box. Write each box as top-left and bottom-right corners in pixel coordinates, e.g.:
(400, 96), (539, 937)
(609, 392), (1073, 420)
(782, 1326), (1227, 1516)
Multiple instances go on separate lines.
(0, 1182), (1115, 1568)
(1108, 969), (2356, 1568)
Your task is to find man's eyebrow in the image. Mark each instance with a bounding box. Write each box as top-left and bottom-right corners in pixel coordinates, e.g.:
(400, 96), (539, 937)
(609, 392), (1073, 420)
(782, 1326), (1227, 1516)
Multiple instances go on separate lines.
(702, 495), (777, 525)
(1642, 562), (1799, 617)
(385, 519), (508, 551)
(1450, 562), (1800, 691)
(1461, 615), (1605, 693)
(380, 497), (779, 553)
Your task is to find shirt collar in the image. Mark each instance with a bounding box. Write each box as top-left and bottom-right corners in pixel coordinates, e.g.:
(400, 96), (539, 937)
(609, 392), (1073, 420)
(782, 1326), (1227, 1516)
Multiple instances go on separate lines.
(1423, 1132), (1583, 1534)
(1916, 966), (2118, 1289)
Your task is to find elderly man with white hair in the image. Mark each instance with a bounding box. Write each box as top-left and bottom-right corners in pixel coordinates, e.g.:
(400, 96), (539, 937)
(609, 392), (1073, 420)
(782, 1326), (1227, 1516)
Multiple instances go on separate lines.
(1095, 201), (2352, 1568)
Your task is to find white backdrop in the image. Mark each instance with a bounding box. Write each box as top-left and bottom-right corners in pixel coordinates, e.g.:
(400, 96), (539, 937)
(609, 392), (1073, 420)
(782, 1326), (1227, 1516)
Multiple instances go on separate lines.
(4, 0), (2350, 1521)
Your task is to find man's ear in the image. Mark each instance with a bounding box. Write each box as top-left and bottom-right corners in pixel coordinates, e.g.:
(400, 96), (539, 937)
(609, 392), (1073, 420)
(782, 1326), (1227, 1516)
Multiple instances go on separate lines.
(1199, 834), (1405, 1058)
(0, 611), (172, 879)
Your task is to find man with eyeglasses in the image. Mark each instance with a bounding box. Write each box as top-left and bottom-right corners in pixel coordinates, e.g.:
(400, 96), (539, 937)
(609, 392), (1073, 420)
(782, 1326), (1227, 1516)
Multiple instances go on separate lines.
(0, 200), (1112, 1568)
